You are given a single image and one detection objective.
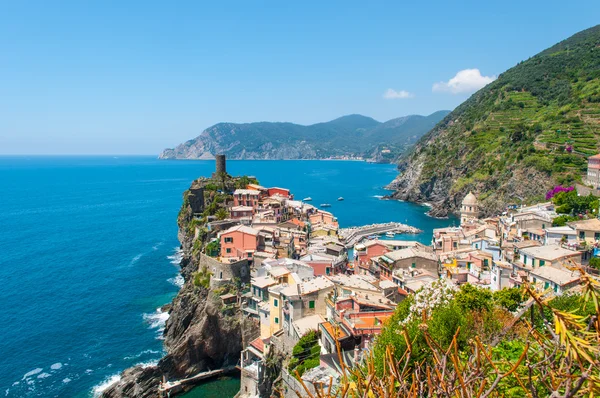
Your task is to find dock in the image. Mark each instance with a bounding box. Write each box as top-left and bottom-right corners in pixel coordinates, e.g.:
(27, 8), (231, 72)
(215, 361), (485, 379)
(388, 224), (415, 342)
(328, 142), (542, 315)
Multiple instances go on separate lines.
(158, 367), (236, 396)
(339, 222), (422, 248)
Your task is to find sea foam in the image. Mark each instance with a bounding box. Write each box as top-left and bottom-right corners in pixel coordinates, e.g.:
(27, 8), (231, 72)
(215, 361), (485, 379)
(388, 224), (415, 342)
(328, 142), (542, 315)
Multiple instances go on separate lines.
(91, 374), (121, 397)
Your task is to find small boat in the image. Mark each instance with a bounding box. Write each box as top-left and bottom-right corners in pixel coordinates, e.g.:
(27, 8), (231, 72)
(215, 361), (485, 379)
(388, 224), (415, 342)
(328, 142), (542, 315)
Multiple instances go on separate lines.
(386, 232), (395, 238)
(320, 203), (331, 208)
(337, 197), (344, 201)
(303, 197), (312, 201)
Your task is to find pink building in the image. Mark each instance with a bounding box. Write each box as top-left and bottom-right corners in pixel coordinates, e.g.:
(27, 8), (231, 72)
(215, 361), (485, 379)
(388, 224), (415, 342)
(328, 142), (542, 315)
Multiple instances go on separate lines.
(230, 206), (253, 221)
(585, 154), (600, 188)
(354, 241), (390, 267)
(219, 225), (261, 260)
(233, 189), (261, 210)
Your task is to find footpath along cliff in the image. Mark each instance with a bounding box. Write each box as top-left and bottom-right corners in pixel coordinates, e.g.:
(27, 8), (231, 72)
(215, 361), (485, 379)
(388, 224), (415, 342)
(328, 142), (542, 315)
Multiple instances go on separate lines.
(102, 171), (259, 397)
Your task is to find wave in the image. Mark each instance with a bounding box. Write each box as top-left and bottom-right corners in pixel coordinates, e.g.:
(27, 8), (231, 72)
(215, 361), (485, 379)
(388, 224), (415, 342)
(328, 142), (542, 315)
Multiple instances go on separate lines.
(168, 274), (184, 288)
(167, 247), (183, 265)
(36, 373), (51, 379)
(92, 374), (121, 397)
(143, 308), (169, 332)
(136, 360), (159, 369)
(22, 368), (43, 379)
(50, 363), (63, 370)
(152, 242), (164, 250)
(124, 349), (161, 360)
(62, 378), (71, 384)
(129, 253), (143, 266)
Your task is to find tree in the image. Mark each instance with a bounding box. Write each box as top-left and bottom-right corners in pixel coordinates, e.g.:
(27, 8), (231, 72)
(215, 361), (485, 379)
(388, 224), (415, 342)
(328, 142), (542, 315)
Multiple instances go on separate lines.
(589, 257), (600, 270)
(215, 208), (229, 220)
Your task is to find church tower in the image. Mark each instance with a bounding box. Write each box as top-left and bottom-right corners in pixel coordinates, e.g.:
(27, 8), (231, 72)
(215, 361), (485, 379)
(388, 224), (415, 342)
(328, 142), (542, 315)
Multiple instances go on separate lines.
(460, 191), (479, 224)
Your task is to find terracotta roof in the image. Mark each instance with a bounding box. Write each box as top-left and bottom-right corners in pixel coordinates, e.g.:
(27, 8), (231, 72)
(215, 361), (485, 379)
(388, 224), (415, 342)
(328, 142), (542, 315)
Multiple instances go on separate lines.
(250, 337), (266, 353)
(320, 321), (350, 340)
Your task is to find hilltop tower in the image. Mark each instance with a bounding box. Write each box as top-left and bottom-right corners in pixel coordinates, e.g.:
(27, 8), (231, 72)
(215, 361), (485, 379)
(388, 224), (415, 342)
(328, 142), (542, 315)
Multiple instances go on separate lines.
(460, 191), (479, 224)
(215, 154), (227, 175)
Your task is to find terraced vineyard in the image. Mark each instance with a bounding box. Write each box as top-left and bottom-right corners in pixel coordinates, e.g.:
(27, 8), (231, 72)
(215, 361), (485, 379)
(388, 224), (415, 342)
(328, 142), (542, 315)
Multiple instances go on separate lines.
(393, 25), (600, 216)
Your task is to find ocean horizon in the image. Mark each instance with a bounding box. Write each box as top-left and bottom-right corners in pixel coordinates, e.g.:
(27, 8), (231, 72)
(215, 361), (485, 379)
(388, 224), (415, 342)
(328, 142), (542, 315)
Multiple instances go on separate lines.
(0, 156), (454, 397)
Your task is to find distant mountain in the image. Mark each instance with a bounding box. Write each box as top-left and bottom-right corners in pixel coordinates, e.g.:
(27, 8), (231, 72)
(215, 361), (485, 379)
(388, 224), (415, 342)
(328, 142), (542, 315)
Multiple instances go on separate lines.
(391, 25), (600, 217)
(158, 112), (450, 162)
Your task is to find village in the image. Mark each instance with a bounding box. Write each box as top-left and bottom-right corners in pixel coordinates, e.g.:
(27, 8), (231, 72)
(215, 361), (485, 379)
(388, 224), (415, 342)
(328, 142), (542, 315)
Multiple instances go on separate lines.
(183, 156), (600, 398)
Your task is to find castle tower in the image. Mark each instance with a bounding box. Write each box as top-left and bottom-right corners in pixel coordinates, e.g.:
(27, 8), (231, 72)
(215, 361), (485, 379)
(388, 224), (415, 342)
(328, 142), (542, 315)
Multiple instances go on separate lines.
(215, 154), (226, 175)
(460, 191), (479, 224)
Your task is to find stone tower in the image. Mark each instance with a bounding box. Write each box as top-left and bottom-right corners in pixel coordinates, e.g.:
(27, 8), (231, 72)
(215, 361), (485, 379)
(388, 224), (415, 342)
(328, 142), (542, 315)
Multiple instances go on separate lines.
(215, 154), (226, 175)
(460, 191), (479, 224)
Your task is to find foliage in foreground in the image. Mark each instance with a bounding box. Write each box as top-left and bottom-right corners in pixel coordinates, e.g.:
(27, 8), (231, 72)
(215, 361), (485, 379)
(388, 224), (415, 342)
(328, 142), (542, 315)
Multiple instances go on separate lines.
(288, 330), (321, 377)
(291, 269), (600, 397)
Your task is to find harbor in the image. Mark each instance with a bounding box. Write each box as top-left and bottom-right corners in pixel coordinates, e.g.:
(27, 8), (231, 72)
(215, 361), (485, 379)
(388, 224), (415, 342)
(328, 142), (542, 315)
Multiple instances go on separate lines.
(339, 222), (422, 248)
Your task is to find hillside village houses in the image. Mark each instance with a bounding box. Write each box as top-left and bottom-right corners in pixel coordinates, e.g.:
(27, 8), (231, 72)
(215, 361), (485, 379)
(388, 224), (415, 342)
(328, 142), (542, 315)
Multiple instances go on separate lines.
(200, 158), (600, 398)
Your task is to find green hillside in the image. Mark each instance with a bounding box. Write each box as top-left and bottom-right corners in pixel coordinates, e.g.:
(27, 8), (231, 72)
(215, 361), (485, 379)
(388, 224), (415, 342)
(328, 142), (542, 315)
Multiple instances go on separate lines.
(159, 112), (449, 162)
(393, 25), (600, 216)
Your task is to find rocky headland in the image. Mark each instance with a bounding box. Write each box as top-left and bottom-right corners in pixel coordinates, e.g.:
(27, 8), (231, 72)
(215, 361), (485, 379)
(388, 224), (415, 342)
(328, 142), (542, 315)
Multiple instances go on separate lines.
(102, 175), (258, 398)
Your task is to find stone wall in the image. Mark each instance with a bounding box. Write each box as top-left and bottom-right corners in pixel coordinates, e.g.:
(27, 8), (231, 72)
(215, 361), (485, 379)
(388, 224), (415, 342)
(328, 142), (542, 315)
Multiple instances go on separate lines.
(576, 183), (600, 197)
(198, 253), (250, 288)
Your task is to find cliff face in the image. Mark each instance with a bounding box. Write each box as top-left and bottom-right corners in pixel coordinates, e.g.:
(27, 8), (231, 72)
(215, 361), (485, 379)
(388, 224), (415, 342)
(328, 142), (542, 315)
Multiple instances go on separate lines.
(103, 178), (256, 398)
(390, 25), (600, 217)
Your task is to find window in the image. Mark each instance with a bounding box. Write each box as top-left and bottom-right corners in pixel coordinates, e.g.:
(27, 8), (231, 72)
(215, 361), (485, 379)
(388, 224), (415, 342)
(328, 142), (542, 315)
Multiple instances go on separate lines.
(453, 242), (458, 249)
(274, 299), (278, 307)
(247, 252), (252, 258)
(523, 255), (527, 264)
(595, 232), (600, 240)
(540, 260), (545, 267)
(275, 317), (279, 324)
(579, 231), (585, 240)
(411, 262), (416, 268)
(224, 237), (233, 243)
(226, 248), (231, 253)
(325, 267), (330, 275)
(309, 300), (315, 309)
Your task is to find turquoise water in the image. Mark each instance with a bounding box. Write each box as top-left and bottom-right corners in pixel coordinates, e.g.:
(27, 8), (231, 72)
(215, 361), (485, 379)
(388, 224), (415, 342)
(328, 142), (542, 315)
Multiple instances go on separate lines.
(0, 157), (453, 397)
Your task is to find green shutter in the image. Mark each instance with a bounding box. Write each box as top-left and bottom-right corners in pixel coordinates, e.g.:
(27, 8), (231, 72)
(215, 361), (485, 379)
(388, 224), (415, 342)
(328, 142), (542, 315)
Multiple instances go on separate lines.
(309, 300), (315, 309)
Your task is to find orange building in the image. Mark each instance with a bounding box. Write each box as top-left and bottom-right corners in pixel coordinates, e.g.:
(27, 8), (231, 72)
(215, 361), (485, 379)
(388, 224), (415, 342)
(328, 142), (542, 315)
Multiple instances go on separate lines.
(309, 210), (338, 228)
(267, 187), (292, 198)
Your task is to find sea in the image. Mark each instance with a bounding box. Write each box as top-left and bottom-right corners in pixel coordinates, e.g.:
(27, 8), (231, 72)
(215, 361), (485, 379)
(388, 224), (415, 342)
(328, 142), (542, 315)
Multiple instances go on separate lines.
(0, 156), (455, 397)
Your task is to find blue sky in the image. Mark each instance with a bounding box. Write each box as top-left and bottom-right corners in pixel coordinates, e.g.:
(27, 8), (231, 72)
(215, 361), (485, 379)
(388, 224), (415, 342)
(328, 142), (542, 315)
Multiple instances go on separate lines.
(1, 1), (599, 155)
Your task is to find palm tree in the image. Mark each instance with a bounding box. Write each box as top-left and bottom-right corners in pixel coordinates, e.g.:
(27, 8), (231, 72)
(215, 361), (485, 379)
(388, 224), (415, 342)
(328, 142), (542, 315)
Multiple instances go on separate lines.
(216, 208), (229, 220)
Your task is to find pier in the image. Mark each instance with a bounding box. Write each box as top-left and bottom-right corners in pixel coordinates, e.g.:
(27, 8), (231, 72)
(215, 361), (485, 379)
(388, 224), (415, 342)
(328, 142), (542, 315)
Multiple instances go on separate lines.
(339, 222), (422, 248)
(158, 367), (236, 396)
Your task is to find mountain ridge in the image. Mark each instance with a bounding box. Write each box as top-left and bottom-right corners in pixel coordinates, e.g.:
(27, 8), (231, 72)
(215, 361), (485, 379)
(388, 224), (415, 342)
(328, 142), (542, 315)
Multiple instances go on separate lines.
(159, 111), (450, 162)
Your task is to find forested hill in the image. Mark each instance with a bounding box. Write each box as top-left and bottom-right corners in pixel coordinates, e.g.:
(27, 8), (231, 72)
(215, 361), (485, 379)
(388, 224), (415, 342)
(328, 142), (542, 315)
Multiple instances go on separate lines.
(391, 24), (600, 217)
(158, 111), (449, 162)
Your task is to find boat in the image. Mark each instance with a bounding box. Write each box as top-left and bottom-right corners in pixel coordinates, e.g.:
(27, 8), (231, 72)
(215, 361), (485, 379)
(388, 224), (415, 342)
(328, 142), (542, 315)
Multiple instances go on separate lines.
(320, 203), (331, 208)
(386, 232), (395, 238)
(303, 197), (312, 201)
(337, 197), (344, 201)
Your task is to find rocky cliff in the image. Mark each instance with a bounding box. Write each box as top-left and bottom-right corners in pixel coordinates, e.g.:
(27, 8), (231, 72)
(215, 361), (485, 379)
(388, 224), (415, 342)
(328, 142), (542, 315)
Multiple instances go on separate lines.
(390, 25), (600, 217)
(102, 177), (257, 397)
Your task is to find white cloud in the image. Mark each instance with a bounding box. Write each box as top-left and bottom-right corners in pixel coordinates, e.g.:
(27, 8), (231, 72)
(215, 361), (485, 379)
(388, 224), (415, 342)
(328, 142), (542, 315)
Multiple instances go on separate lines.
(432, 69), (496, 94)
(383, 88), (414, 99)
